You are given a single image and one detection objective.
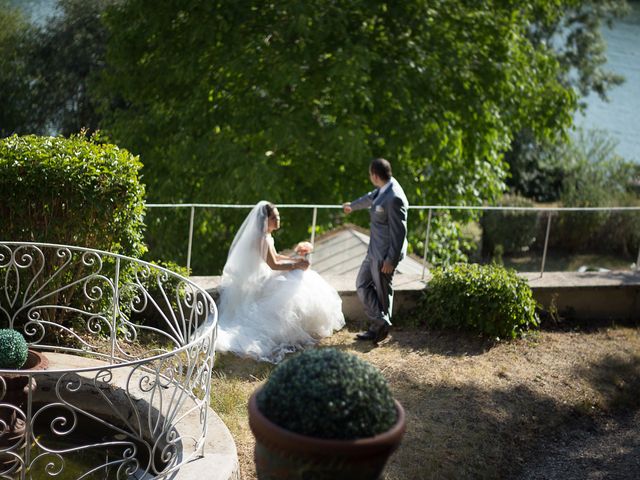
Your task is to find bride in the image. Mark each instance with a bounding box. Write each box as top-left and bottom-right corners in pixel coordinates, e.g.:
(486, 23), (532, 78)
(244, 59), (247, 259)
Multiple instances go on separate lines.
(215, 201), (345, 363)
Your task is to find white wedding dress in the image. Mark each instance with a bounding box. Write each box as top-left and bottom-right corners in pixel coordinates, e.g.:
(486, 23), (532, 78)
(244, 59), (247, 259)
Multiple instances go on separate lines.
(215, 201), (345, 363)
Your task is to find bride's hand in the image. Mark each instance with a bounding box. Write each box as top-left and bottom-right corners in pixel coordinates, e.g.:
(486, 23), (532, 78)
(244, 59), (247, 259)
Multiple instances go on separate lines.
(295, 259), (310, 270)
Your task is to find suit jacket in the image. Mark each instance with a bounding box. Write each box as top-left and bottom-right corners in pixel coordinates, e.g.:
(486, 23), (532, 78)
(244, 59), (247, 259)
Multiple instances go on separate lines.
(350, 178), (409, 267)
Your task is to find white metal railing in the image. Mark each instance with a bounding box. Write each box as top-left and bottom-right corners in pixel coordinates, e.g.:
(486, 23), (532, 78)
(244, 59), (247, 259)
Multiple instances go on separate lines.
(146, 203), (640, 278)
(0, 242), (217, 479)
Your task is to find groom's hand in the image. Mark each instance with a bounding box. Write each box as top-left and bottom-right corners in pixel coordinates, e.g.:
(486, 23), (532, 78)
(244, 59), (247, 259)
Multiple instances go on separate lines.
(381, 260), (395, 274)
(342, 202), (352, 214)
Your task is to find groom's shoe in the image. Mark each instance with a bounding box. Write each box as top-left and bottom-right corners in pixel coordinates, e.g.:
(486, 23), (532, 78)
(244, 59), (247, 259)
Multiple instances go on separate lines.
(355, 330), (376, 341)
(373, 324), (390, 345)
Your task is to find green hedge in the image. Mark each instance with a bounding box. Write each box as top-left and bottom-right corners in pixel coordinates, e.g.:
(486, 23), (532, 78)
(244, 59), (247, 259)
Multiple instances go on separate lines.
(423, 263), (539, 339)
(0, 134), (145, 256)
(0, 134), (146, 331)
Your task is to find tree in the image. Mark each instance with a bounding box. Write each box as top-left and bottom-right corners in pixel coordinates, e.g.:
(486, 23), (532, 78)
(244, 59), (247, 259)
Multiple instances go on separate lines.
(98, 0), (577, 272)
(530, 0), (629, 103)
(0, 1), (31, 136)
(0, 0), (115, 137)
(25, 0), (116, 135)
(505, 0), (630, 199)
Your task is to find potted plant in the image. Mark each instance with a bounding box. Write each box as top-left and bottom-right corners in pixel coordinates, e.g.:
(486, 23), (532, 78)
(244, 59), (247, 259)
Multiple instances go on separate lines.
(0, 329), (48, 467)
(248, 348), (406, 479)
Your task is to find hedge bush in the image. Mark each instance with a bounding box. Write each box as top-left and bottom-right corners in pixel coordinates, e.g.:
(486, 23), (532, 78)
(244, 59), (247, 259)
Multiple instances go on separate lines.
(0, 134), (145, 256)
(0, 134), (145, 330)
(422, 263), (539, 339)
(550, 130), (639, 255)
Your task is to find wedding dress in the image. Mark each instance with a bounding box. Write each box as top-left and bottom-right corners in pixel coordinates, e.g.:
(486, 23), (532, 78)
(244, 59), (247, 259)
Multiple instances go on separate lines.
(215, 201), (345, 363)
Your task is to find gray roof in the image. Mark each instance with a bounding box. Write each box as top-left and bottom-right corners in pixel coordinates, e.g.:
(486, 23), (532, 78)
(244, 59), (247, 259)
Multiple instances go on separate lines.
(308, 224), (425, 276)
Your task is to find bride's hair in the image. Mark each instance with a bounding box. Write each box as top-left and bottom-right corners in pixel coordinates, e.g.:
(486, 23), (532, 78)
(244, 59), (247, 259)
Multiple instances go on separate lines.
(264, 202), (276, 220)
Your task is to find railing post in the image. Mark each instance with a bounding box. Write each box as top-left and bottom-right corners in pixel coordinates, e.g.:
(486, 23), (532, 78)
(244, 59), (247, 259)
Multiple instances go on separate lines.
(309, 207), (318, 264)
(540, 212), (553, 278)
(24, 373), (34, 478)
(111, 257), (120, 364)
(421, 208), (433, 281)
(636, 242), (640, 272)
(187, 205), (195, 274)
(310, 207), (318, 246)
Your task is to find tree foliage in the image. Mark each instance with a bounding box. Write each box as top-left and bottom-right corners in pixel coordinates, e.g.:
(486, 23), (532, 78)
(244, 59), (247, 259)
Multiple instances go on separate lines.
(506, 0), (630, 198)
(528, 0), (629, 103)
(0, 0), (114, 137)
(26, 0), (115, 136)
(3, 1), (628, 271)
(98, 0), (577, 271)
(0, 1), (31, 137)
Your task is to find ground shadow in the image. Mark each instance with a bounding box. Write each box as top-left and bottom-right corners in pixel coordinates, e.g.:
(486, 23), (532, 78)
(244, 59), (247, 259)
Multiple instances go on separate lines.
(328, 325), (495, 357)
(383, 352), (640, 480)
(540, 315), (640, 334)
(515, 353), (640, 479)
(576, 353), (640, 413)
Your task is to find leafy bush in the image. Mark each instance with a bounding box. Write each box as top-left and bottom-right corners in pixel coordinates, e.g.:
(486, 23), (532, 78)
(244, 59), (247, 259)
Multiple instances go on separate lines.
(0, 134), (146, 256)
(481, 194), (539, 256)
(410, 210), (479, 268)
(0, 329), (28, 369)
(0, 134), (146, 329)
(257, 348), (397, 440)
(423, 263), (539, 339)
(505, 129), (566, 202)
(551, 130), (638, 253)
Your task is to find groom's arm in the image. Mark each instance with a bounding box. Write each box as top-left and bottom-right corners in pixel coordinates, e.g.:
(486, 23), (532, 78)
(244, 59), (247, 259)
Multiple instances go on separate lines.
(344, 190), (376, 213)
(384, 196), (408, 269)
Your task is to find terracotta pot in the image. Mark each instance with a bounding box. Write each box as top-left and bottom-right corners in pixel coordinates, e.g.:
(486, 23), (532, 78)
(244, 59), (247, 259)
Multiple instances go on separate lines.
(0, 350), (49, 468)
(248, 388), (406, 480)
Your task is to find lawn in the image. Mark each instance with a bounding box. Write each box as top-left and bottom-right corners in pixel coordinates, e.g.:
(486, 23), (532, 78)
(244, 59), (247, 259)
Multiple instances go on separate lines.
(210, 323), (640, 479)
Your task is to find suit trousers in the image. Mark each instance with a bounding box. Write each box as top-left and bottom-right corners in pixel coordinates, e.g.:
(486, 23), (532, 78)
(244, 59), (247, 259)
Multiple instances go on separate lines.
(356, 255), (394, 332)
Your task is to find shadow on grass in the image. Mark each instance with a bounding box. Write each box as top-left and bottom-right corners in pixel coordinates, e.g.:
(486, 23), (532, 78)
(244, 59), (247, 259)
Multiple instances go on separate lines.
(384, 371), (586, 479)
(390, 328), (494, 357)
(540, 315), (640, 334)
(515, 354), (640, 480)
(213, 351), (275, 381)
(382, 352), (640, 480)
(576, 353), (640, 413)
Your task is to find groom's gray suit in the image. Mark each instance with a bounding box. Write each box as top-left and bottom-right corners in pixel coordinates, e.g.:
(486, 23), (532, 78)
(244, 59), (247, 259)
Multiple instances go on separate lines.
(350, 178), (408, 335)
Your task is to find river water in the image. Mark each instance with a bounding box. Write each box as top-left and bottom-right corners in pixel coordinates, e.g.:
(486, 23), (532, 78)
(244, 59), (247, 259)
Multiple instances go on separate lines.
(575, 2), (640, 163)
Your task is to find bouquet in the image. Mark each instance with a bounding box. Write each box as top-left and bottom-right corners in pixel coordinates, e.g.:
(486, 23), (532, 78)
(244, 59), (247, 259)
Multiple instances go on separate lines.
(294, 241), (313, 257)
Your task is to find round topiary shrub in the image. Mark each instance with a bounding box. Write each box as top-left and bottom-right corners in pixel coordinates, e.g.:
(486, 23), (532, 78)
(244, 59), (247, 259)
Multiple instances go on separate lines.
(0, 329), (29, 369)
(423, 263), (539, 339)
(257, 348), (397, 440)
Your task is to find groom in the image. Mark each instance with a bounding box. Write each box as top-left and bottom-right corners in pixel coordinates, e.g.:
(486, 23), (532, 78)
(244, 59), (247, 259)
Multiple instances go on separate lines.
(343, 158), (408, 345)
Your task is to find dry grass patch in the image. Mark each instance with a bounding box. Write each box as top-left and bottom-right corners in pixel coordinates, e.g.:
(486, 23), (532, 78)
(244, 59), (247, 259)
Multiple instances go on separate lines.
(211, 324), (640, 479)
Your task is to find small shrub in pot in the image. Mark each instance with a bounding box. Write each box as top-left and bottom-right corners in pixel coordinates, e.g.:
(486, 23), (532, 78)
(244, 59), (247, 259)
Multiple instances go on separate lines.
(0, 329), (28, 369)
(249, 348), (405, 479)
(258, 348), (396, 439)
